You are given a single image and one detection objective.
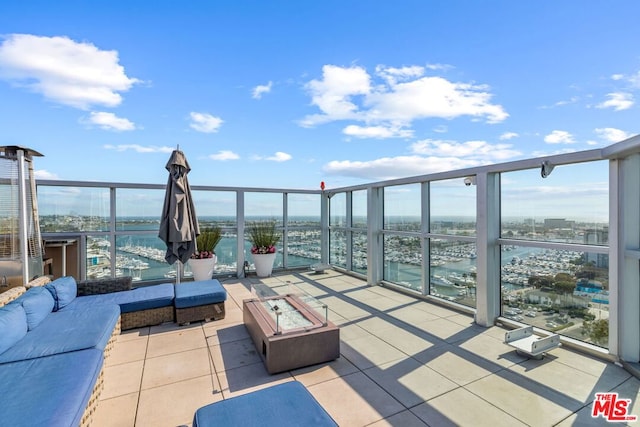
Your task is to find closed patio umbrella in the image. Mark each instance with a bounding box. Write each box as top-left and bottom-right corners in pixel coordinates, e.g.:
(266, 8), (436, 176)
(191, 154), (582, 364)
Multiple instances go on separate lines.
(158, 149), (199, 283)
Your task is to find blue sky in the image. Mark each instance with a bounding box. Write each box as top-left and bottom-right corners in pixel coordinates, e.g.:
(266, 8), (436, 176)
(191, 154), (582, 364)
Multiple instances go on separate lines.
(0, 1), (638, 192)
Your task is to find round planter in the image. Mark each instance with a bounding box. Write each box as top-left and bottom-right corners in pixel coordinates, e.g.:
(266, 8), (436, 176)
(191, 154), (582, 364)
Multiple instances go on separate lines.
(253, 252), (276, 277)
(188, 256), (217, 281)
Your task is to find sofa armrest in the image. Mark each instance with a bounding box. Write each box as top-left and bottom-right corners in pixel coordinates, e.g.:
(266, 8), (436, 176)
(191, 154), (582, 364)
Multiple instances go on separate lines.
(77, 276), (133, 296)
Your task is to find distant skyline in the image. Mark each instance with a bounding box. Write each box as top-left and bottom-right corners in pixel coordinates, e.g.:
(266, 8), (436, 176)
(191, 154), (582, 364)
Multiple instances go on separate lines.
(1, 1), (638, 198)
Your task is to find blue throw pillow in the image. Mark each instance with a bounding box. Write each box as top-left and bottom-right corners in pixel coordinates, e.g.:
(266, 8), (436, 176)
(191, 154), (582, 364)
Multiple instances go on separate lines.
(0, 303), (28, 354)
(18, 287), (55, 330)
(44, 276), (77, 311)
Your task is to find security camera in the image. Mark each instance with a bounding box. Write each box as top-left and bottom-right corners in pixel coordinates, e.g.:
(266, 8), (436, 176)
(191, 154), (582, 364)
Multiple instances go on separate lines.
(463, 176), (476, 186)
(540, 161), (555, 178)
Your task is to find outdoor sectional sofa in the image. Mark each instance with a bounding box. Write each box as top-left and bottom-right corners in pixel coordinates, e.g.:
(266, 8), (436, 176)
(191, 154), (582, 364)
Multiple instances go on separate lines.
(0, 275), (227, 426)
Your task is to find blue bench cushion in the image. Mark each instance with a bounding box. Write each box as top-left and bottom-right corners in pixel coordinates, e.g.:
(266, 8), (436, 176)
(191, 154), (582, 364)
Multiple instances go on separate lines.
(16, 286), (55, 330)
(174, 279), (227, 309)
(0, 303), (120, 364)
(45, 276), (77, 311)
(193, 381), (337, 427)
(0, 303), (28, 355)
(62, 283), (175, 313)
(0, 348), (103, 427)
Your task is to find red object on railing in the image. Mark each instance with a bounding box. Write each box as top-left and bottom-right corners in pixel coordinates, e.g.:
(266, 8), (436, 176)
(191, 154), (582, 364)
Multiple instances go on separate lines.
(320, 181), (325, 191)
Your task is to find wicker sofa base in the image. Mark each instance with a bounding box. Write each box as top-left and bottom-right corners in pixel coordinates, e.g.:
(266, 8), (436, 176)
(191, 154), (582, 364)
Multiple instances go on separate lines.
(176, 302), (225, 325)
(80, 368), (105, 427)
(121, 306), (175, 330)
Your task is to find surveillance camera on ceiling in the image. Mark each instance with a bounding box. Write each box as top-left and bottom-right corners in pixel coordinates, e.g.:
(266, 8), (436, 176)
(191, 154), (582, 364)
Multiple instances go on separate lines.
(541, 161), (555, 178)
(463, 176), (476, 186)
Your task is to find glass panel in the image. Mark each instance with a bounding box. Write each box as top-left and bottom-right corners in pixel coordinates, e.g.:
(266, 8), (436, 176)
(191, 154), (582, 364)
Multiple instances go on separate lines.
(287, 229), (321, 267)
(212, 232), (238, 274)
(330, 193), (346, 227)
(113, 234), (170, 281)
(501, 161), (609, 244)
(384, 184), (420, 231)
(287, 194), (320, 227)
(383, 234), (421, 291)
(86, 235), (112, 279)
(192, 190), (236, 227)
(116, 188), (164, 231)
(330, 230), (346, 268)
(430, 178), (476, 236)
(38, 186), (110, 232)
(429, 239), (477, 307)
(245, 192), (283, 225)
(352, 231), (367, 275)
(352, 190), (367, 228)
(501, 245), (609, 349)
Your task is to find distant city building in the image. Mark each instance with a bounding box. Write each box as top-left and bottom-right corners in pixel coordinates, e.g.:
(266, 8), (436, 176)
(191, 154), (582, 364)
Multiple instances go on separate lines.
(544, 218), (575, 229)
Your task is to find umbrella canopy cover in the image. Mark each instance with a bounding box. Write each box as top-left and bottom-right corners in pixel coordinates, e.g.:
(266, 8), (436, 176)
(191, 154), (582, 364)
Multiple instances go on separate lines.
(159, 150), (200, 265)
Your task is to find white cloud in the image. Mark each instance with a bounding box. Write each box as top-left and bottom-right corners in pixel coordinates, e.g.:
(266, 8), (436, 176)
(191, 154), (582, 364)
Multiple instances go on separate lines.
(103, 144), (174, 153)
(540, 96), (580, 109)
(252, 81), (273, 99)
(410, 139), (521, 161)
(301, 64), (507, 131)
(265, 152), (292, 162)
(433, 125), (448, 133)
(324, 137), (522, 181)
(594, 127), (631, 142)
(301, 65), (371, 126)
(375, 65), (425, 85)
(34, 169), (59, 179)
(597, 92), (634, 111)
(531, 148), (578, 157)
(544, 130), (575, 144)
(85, 111), (136, 131)
(323, 155), (480, 181)
(499, 132), (519, 140)
(611, 74), (625, 81)
(343, 124), (413, 139)
(189, 112), (223, 133)
(0, 34), (139, 109)
(425, 63), (453, 71)
(209, 150), (239, 161)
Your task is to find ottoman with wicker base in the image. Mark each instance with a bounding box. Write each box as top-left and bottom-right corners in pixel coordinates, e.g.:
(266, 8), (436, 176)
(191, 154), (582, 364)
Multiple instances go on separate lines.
(174, 279), (227, 325)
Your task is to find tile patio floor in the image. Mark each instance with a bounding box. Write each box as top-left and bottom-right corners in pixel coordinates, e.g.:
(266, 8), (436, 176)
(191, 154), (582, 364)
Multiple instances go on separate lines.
(93, 270), (640, 427)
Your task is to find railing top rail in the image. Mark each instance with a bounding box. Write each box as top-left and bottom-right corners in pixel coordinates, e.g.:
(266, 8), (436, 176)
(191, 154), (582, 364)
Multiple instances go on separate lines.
(35, 180), (319, 194)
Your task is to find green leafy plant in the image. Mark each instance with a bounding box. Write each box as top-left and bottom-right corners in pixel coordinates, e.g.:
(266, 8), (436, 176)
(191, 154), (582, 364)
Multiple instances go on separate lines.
(192, 225), (222, 259)
(248, 220), (280, 254)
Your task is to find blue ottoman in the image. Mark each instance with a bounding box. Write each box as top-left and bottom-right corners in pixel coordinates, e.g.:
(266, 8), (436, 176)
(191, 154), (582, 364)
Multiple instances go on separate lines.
(193, 381), (337, 427)
(174, 280), (227, 325)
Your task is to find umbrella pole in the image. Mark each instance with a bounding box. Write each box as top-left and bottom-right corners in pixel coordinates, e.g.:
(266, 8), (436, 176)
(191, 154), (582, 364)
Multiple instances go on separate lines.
(177, 261), (182, 284)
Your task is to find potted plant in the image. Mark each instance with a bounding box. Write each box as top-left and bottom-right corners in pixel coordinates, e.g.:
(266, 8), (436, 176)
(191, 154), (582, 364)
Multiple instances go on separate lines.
(248, 220), (281, 277)
(188, 225), (222, 281)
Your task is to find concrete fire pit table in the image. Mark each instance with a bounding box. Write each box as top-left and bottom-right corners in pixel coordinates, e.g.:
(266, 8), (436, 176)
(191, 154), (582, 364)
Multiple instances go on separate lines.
(243, 292), (339, 374)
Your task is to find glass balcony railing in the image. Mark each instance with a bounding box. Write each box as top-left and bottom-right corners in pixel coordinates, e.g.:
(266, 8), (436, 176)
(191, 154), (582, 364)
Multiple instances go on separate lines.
(35, 134), (640, 357)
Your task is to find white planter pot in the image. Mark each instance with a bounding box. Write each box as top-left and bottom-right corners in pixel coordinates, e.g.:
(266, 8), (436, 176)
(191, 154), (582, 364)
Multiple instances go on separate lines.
(188, 256), (217, 281)
(253, 252), (276, 277)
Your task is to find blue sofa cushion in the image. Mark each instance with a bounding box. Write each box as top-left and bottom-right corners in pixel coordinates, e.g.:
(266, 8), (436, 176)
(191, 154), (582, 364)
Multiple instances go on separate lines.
(193, 381), (337, 427)
(62, 283), (174, 313)
(45, 276), (77, 311)
(0, 348), (103, 427)
(0, 304), (120, 364)
(17, 286), (55, 330)
(0, 303), (28, 355)
(174, 279), (227, 309)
